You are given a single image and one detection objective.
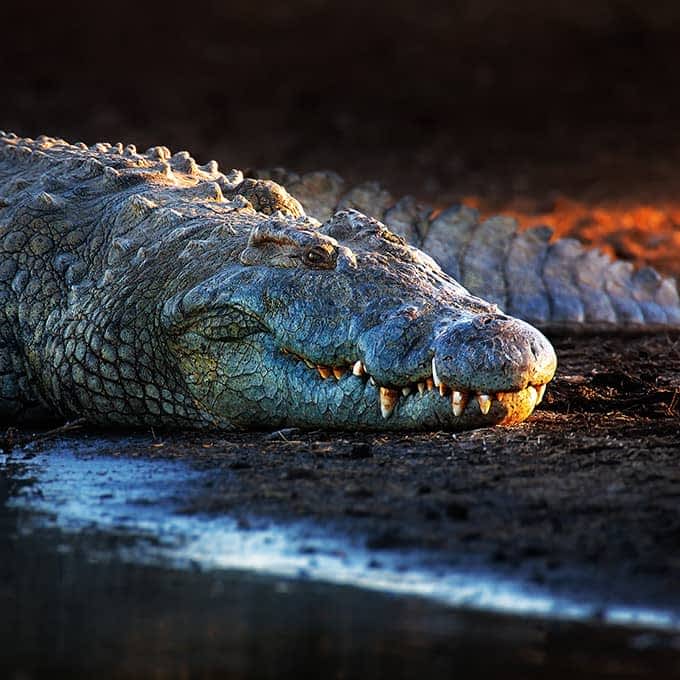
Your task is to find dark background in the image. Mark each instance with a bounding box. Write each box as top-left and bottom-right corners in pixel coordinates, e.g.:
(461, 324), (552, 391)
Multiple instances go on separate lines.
(2, 0), (680, 202)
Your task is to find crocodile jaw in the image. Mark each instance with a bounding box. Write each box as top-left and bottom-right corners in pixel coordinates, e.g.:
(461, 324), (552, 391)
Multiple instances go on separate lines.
(176, 331), (555, 431)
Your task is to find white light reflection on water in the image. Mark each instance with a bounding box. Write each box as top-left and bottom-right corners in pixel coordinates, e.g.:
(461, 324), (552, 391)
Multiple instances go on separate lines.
(4, 440), (679, 632)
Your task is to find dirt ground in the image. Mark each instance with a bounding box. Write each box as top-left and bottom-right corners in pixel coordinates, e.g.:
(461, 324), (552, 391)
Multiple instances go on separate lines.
(9, 330), (678, 618)
(14, 330), (668, 613)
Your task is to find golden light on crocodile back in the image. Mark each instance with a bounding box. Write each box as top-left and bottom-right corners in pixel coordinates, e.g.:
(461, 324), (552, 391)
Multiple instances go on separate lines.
(466, 195), (680, 281)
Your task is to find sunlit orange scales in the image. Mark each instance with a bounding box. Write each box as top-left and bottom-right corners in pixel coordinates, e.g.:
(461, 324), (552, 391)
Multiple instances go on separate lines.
(465, 195), (680, 280)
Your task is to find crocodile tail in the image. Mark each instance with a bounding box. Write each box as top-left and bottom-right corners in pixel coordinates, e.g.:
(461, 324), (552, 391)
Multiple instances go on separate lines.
(420, 207), (680, 330)
(250, 170), (680, 330)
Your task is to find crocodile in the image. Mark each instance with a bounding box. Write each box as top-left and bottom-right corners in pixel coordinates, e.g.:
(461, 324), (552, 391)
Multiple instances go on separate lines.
(0, 132), (677, 431)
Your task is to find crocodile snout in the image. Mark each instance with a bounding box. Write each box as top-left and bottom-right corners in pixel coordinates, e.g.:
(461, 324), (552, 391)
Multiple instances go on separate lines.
(350, 308), (557, 424)
(432, 313), (557, 393)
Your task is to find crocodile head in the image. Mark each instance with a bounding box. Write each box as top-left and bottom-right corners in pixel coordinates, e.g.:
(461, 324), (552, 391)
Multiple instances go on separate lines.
(161, 210), (556, 430)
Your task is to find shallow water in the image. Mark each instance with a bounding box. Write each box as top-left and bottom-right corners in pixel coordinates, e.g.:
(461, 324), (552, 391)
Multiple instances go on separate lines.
(2, 437), (680, 678)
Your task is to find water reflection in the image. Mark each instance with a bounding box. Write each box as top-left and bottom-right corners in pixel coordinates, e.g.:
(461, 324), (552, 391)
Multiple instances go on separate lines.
(1, 438), (679, 678)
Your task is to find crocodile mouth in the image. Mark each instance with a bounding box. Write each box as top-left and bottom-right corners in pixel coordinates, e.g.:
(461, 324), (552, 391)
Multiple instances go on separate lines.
(281, 347), (548, 422)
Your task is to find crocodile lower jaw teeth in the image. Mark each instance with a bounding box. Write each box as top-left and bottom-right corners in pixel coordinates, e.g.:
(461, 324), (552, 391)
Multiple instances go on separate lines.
(377, 382), (544, 420)
(283, 348), (548, 420)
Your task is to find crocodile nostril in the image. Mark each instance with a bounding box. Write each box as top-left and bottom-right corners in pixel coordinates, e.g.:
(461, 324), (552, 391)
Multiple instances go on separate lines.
(473, 313), (513, 328)
(473, 314), (497, 328)
(530, 340), (540, 360)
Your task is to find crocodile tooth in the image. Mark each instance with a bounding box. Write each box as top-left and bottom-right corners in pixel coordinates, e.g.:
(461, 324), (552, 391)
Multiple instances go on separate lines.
(477, 393), (492, 415)
(536, 384), (546, 404)
(526, 385), (538, 410)
(304, 359), (315, 369)
(452, 390), (468, 417)
(431, 357), (441, 387)
(417, 382), (425, 395)
(379, 387), (399, 419)
(369, 376), (376, 386)
(402, 386), (412, 396)
(317, 366), (332, 379)
(352, 360), (365, 376)
(439, 383), (447, 397)
(332, 367), (346, 380)
(426, 378), (434, 391)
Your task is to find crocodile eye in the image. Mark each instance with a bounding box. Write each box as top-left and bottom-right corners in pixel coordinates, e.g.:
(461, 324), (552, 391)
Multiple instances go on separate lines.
(303, 245), (335, 269)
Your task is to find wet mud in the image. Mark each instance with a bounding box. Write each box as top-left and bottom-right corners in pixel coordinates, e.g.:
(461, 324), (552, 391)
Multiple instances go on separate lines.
(2, 332), (680, 677)
(2, 525), (679, 679)
(132, 331), (680, 613)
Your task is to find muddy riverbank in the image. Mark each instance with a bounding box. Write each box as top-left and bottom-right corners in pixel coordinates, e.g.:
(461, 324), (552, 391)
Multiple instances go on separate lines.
(2, 331), (680, 677)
